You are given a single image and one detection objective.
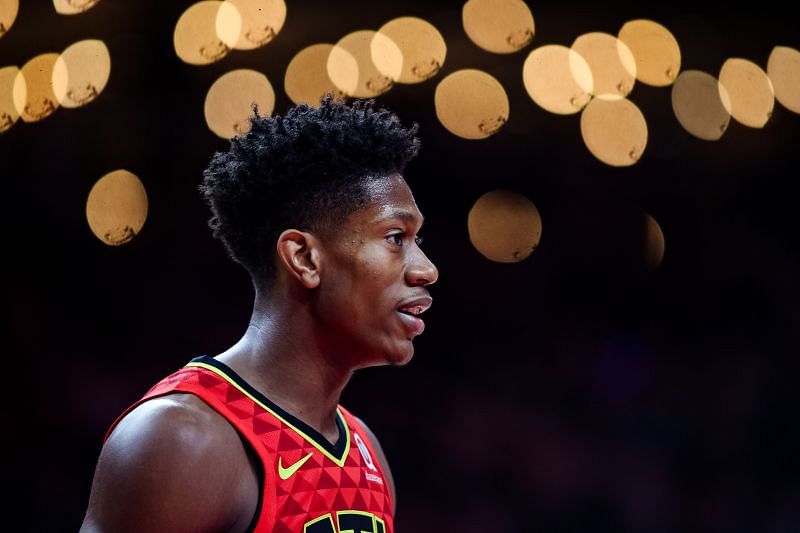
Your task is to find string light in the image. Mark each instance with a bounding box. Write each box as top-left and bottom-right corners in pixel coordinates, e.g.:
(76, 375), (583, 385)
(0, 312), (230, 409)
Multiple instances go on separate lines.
(523, 44), (593, 115)
(434, 69), (509, 140)
(719, 58), (774, 128)
(372, 17), (446, 84)
(86, 170), (148, 246)
(462, 0), (535, 54)
(572, 32), (636, 100)
(580, 97), (647, 166)
(52, 39), (111, 108)
(618, 19), (681, 87)
(671, 70), (731, 141)
(468, 189), (542, 263)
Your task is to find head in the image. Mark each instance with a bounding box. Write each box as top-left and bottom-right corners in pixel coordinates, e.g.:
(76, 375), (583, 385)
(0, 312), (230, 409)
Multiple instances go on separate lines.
(200, 96), (438, 367)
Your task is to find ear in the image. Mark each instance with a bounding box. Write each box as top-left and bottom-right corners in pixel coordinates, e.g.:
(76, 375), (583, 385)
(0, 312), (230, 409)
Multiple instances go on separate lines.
(275, 229), (322, 289)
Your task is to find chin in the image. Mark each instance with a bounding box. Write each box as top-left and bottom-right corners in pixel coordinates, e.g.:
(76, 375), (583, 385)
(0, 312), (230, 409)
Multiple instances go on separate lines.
(358, 335), (416, 368)
(385, 342), (415, 366)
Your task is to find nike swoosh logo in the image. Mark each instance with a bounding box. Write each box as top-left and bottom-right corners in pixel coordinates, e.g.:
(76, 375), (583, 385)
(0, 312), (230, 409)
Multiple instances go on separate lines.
(278, 452), (313, 480)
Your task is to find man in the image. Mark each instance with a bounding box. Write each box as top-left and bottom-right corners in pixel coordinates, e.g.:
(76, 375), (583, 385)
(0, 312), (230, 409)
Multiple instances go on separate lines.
(81, 96), (438, 532)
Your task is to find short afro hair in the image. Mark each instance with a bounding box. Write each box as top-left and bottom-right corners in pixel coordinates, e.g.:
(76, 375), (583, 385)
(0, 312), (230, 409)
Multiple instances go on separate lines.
(199, 95), (420, 291)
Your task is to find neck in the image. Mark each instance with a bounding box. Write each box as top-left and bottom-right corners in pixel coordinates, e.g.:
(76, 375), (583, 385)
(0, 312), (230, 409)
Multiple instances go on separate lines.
(215, 291), (354, 443)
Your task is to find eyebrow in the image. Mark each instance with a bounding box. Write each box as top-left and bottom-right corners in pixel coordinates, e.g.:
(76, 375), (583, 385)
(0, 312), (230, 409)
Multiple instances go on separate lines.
(377, 210), (425, 228)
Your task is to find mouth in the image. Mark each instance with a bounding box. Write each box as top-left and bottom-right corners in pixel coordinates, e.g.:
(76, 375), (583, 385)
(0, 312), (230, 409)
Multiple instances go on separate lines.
(396, 296), (432, 336)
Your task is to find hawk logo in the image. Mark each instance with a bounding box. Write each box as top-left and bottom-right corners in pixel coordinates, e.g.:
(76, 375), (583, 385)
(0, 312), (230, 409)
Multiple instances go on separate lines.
(354, 432), (378, 472)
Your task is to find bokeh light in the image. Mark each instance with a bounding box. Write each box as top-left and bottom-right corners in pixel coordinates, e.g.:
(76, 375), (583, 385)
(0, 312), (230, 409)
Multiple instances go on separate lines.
(467, 189), (542, 263)
(580, 97), (647, 166)
(643, 212), (665, 271)
(223, 0), (286, 50)
(53, 0), (100, 16)
(372, 17), (446, 84)
(328, 30), (394, 98)
(215, 1), (244, 49)
(434, 69), (509, 140)
(52, 39), (111, 108)
(174, 1), (240, 65)
(0, 65), (19, 132)
(522, 44), (593, 115)
(671, 70), (731, 141)
(367, 32), (403, 84)
(572, 32), (636, 100)
(767, 46), (800, 114)
(14, 53), (60, 123)
(204, 69), (274, 138)
(284, 44), (345, 106)
(719, 58), (774, 128)
(618, 19), (681, 87)
(85, 169), (148, 246)
(462, 0), (535, 54)
(0, 0), (18, 38)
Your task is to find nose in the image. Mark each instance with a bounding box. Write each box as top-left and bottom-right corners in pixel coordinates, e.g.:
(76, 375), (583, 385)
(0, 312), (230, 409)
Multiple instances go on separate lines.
(406, 246), (439, 287)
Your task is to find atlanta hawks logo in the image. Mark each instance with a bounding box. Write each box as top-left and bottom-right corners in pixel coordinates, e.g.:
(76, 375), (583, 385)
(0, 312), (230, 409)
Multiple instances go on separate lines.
(354, 432), (378, 472)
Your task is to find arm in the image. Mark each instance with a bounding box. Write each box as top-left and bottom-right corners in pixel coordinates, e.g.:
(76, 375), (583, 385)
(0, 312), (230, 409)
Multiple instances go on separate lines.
(81, 393), (259, 533)
(355, 416), (396, 511)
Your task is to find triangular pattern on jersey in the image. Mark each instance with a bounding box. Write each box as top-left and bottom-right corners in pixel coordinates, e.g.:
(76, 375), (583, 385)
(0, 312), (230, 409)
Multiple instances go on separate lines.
(104, 355), (394, 533)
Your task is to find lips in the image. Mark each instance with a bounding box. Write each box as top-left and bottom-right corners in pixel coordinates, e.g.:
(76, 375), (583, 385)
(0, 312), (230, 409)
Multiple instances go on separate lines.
(396, 295), (432, 336)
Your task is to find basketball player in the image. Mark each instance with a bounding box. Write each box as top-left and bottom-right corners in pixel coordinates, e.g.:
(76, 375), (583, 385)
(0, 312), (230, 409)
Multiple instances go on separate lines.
(80, 96), (438, 532)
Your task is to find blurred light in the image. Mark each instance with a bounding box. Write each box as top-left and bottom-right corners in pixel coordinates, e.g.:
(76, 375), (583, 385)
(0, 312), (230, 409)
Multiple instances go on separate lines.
(643, 212), (665, 271)
(0, 66), (20, 132)
(522, 44), (593, 115)
(572, 32), (636, 100)
(223, 0), (285, 50)
(671, 70), (730, 141)
(52, 39), (111, 108)
(719, 58), (774, 128)
(0, 0), (19, 38)
(53, 0), (100, 15)
(462, 0), (534, 54)
(618, 19), (681, 87)
(204, 69), (274, 138)
(368, 32), (403, 84)
(434, 69), (509, 139)
(467, 189), (542, 263)
(580, 97), (647, 166)
(767, 46), (800, 114)
(14, 53), (60, 123)
(284, 44), (344, 106)
(328, 30), (393, 98)
(86, 170), (148, 246)
(174, 1), (239, 65)
(372, 17), (446, 84)
(216, 1), (243, 48)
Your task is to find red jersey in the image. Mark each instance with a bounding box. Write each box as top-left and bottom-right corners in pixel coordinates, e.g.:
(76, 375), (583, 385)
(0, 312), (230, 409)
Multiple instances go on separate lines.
(105, 355), (394, 533)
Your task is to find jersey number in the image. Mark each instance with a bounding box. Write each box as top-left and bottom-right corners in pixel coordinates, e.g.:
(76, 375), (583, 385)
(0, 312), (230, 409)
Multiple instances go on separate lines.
(304, 510), (386, 533)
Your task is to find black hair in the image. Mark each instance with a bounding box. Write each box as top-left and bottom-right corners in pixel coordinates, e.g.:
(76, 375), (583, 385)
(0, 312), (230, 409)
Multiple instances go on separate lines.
(199, 95), (420, 291)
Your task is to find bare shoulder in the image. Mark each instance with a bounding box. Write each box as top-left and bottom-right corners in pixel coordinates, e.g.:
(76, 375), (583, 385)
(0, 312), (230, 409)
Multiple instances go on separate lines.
(81, 393), (259, 533)
(354, 416), (396, 509)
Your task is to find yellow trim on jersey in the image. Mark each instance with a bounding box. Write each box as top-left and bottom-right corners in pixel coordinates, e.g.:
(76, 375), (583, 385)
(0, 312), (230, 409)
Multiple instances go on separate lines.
(187, 361), (351, 467)
(304, 513), (335, 531)
(336, 510), (385, 533)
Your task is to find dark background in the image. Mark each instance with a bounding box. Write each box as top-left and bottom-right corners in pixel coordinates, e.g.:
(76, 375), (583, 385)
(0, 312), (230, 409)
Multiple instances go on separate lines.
(3, 1), (799, 531)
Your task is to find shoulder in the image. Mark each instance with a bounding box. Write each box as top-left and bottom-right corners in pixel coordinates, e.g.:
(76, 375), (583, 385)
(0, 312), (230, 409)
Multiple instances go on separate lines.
(81, 393), (259, 533)
(354, 415), (397, 510)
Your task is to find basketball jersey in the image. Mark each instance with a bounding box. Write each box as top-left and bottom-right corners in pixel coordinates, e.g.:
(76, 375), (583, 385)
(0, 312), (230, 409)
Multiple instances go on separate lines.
(105, 355), (394, 533)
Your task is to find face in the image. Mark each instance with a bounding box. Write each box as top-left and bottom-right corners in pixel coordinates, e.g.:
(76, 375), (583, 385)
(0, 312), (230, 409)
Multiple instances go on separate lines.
(314, 174), (438, 368)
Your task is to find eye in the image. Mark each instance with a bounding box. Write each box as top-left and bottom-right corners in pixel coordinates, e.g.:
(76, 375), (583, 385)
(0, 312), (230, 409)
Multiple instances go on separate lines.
(387, 233), (404, 246)
(414, 235), (424, 246)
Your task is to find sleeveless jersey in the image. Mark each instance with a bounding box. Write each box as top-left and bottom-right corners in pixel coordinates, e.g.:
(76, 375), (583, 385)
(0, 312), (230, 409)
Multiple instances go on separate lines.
(105, 355), (394, 533)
